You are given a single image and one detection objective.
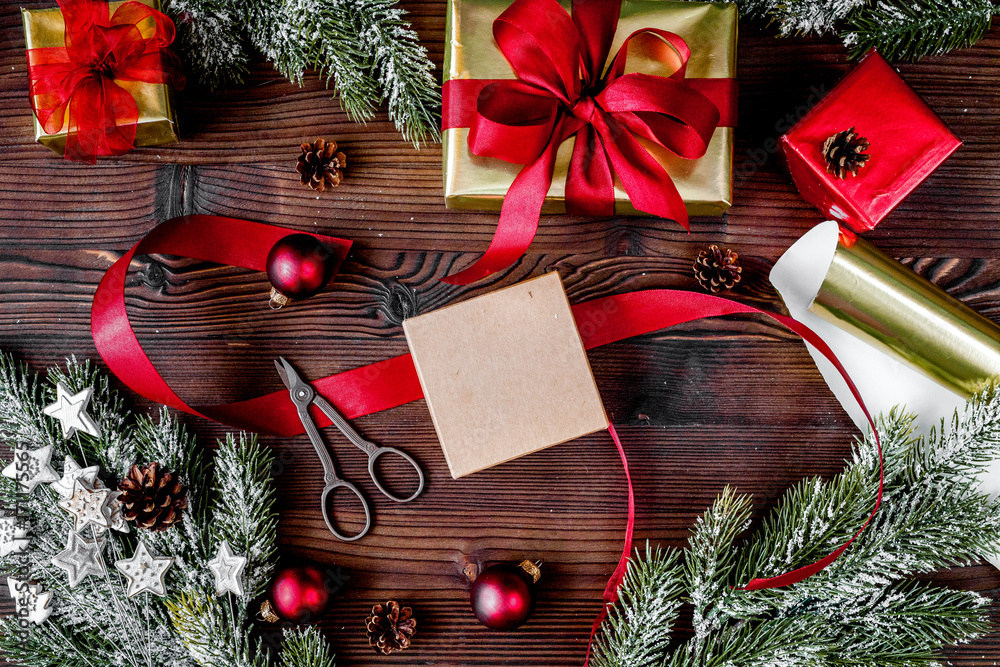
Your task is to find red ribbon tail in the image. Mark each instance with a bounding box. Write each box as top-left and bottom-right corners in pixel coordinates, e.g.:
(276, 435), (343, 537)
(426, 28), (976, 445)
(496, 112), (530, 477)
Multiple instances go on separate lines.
(442, 143), (559, 285)
(584, 423), (635, 667)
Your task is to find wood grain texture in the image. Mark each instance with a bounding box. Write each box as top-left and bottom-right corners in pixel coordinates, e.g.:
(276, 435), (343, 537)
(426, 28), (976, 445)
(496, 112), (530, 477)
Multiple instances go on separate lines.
(2, 1), (1000, 664)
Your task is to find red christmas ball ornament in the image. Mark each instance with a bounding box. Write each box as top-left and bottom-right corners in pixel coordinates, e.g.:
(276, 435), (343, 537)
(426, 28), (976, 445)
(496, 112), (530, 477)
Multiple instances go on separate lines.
(259, 563), (332, 623)
(469, 560), (541, 630)
(266, 233), (340, 309)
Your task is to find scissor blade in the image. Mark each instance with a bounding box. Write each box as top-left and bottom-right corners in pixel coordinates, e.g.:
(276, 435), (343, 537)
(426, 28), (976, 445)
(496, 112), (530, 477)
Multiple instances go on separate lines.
(274, 357), (295, 391)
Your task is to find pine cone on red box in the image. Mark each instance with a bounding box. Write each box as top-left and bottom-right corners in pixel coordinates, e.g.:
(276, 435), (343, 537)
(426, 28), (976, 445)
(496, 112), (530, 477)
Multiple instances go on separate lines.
(822, 128), (871, 178)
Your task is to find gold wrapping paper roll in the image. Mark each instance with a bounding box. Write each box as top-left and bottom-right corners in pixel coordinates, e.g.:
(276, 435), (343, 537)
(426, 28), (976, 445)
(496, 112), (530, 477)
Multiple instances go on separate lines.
(21, 0), (179, 156)
(809, 229), (1000, 398)
(442, 0), (736, 216)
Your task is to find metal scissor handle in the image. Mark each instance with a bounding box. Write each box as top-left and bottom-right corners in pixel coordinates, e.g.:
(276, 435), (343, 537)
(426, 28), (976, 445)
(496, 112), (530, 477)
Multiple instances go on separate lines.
(367, 446), (425, 502)
(311, 394), (426, 503)
(320, 478), (371, 542)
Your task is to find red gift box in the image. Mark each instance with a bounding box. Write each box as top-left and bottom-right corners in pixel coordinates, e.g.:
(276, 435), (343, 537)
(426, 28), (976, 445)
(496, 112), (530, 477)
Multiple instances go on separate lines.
(780, 50), (960, 232)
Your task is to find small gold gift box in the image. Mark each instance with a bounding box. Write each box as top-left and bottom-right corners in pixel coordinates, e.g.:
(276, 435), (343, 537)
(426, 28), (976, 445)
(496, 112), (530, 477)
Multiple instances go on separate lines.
(21, 0), (180, 156)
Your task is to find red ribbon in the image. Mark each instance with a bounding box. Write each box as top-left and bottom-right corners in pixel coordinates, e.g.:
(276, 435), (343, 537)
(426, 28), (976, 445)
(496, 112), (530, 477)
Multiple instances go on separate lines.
(25, 0), (185, 163)
(440, 0), (737, 284)
(91, 216), (881, 656)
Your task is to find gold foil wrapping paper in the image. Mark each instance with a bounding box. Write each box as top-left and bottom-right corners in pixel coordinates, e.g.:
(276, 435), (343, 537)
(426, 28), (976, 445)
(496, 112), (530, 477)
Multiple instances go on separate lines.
(21, 0), (179, 156)
(442, 0), (736, 216)
(809, 229), (1000, 398)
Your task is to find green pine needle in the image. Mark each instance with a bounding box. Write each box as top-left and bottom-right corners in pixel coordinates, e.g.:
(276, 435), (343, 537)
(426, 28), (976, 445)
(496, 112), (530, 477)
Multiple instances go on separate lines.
(844, 0), (999, 61)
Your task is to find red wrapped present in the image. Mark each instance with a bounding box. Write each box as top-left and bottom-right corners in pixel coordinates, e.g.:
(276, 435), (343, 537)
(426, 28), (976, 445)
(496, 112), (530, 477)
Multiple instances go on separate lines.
(780, 50), (960, 233)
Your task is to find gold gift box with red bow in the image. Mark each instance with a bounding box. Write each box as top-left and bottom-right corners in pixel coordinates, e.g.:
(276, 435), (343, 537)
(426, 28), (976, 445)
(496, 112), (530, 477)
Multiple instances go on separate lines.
(21, 0), (179, 157)
(442, 0), (737, 217)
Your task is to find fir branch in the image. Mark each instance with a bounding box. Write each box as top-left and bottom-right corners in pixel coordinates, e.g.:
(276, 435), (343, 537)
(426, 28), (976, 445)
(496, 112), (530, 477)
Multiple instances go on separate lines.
(843, 0), (999, 61)
(169, 0), (441, 145)
(685, 487), (753, 646)
(595, 388), (1000, 666)
(590, 545), (683, 667)
(164, 0), (251, 90)
(280, 626), (337, 667)
(356, 0), (442, 145)
(773, 0), (868, 35)
(211, 433), (278, 600)
(167, 591), (268, 667)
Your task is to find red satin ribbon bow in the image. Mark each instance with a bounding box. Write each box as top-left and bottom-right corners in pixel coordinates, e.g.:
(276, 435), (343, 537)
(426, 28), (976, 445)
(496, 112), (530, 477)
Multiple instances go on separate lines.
(25, 0), (185, 163)
(441, 0), (736, 284)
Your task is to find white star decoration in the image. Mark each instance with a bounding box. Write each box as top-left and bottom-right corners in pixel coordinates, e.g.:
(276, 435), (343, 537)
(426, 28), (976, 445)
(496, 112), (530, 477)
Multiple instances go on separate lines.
(51, 456), (100, 499)
(100, 488), (130, 534)
(42, 382), (102, 440)
(7, 578), (53, 625)
(115, 542), (172, 597)
(57, 479), (111, 532)
(2, 444), (59, 492)
(0, 516), (30, 557)
(51, 530), (106, 588)
(207, 540), (248, 596)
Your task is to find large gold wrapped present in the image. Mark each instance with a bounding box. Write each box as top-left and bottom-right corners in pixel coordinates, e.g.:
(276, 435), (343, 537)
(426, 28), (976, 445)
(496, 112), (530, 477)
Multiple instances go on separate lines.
(443, 0), (737, 217)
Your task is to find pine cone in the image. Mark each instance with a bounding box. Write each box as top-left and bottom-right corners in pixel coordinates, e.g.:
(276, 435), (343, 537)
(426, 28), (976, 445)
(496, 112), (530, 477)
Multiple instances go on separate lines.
(296, 138), (347, 192)
(366, 601), (416, 655)
(822, 127), (871, 178)
(117, 462), (187, 532)
(694, 245), (742, 293)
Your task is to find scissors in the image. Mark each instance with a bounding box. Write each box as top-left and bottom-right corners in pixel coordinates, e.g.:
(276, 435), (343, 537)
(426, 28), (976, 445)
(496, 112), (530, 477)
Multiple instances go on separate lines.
(275, 357), (425, 541)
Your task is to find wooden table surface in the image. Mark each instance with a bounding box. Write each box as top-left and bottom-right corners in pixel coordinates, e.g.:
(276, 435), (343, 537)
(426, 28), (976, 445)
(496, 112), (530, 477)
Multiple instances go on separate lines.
(2, 2), (1000, 665)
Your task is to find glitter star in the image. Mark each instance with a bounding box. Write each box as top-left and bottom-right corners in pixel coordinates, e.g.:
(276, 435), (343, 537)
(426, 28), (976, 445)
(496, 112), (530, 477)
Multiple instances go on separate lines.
(42, 382), (102, 440)
(57, 479), (111, 532)
(51, 530), (106, 588)
(0, 516), (30, 557)
(7, 578), (53, 625)
(115, 541), (172, 597)
(51, 455), (100, 499)
(2, 444), (59, 492)
(207, 540), (248, 596)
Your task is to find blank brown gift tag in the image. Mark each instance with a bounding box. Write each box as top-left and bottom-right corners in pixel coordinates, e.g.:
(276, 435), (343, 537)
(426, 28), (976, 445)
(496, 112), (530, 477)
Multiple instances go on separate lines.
(403, 272), (609, 478)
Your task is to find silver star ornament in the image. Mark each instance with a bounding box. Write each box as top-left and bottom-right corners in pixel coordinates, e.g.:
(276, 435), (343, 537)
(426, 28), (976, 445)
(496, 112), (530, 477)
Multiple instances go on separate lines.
(52, 530), (106, 587)
(58, 479), (111, 532)
(2, 444), (59, 492)
(208, 540), (248, 596)
(51, 456), (100, 499)
(115, 542), (173, 597)
(7, 578), (53, 625)
(0, 516), (30, 557)
(42, 382), (102, 439)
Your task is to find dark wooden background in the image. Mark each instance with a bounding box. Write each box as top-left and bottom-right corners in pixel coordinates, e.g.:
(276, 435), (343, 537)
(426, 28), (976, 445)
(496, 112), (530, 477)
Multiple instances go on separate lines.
(2, 1), (1000, 664)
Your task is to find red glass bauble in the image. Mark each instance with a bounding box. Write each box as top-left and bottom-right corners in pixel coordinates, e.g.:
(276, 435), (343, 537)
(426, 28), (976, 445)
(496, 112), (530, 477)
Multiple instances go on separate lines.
(268, 563), (331, 623)
(469, 561), (540, 630)
(266, 234), (339, 303)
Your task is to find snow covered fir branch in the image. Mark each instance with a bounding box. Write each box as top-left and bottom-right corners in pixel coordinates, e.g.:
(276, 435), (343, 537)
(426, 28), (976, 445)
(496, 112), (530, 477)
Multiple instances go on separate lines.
(0, 352), (336, 667)
(696, 0), (999, 61)
(591, 387), (1000, 667)
(163, 0), (440, 146)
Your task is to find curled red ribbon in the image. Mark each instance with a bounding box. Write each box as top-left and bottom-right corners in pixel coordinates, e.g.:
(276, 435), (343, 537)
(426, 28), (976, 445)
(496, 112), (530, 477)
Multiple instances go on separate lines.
(441, 0), (737, 284)
(25, 0), (185, 163)
(91, 216), (881, 658)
